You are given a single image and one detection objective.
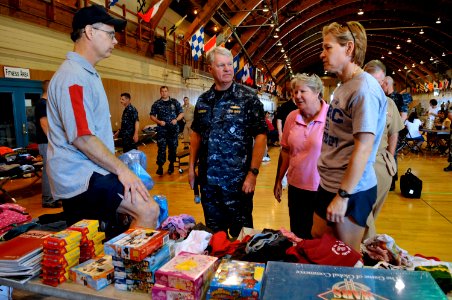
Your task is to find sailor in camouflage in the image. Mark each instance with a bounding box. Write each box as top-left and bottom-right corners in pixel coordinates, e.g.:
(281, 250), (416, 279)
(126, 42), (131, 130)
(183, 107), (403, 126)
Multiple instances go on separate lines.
(150, 86), (184, 175)
(189, 47), (267, 237)
(115, 92), (139, 153)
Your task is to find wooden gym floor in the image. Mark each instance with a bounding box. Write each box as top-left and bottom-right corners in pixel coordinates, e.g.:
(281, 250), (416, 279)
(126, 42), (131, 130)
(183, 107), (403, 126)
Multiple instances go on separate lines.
(3, 141), (452, 262)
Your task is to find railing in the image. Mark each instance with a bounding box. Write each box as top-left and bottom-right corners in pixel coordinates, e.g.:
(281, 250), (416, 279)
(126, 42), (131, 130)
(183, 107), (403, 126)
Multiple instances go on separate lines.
(0, 0), (210, 74)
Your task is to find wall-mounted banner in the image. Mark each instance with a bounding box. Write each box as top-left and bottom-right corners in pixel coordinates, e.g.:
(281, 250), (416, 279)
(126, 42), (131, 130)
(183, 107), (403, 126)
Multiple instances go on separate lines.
(4, 67), (30, 79)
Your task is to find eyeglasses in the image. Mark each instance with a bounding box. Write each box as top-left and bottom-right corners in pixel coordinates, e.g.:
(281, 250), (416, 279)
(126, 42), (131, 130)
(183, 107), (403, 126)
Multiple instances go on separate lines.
(93, 27), (117, 40)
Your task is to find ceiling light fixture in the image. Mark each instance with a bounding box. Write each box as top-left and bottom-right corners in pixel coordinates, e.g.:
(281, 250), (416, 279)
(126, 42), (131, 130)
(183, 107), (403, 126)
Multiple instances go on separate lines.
(381, 55), (384, 59)
(284, 54), (287, 58)
(262, 5), (269, 12)
(213, 25), (218, 32)
(407, 38), (412, 43)
(270, 22), (275, 28)
(281, 49), (285, 53)
(228, 38), (231, 43)
(436, 17), (441, 24)
(273, 33), (279, 38)
(388, 51), (392, 55)
(193, 8), (198, 15)
(392, 71), (395, 75)
(430, 57), (434, 61)
(396, 45), (401, 50)
(419, 28), (424, 34)
(357, 8), (364, 15)
(420, 60), (424, 64)
(277, 41), (282, 46)
(275, 28), (280, 32)
(398, 69), (401, 72)
(404, 66), (407, 70)
(412, 63), (415, 68)
(442, 52), (446, 56)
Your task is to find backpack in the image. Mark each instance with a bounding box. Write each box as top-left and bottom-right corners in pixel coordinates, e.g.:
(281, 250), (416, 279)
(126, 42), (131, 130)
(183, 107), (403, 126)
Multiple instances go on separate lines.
(400, 168), (422, 198)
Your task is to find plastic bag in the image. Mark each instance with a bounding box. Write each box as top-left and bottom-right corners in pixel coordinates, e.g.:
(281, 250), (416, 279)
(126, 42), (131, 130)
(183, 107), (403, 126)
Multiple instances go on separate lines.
(119, 150), (154, 190)
(153, 195), (169, 228)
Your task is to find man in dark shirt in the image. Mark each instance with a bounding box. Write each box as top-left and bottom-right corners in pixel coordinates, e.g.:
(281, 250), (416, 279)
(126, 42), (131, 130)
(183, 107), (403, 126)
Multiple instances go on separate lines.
(188, 47), (267, 237)
(35, 80), (61, 208)
(276, 97), (297, 142)
(114, 93), (139, 153)
(150, 86), (184, 175)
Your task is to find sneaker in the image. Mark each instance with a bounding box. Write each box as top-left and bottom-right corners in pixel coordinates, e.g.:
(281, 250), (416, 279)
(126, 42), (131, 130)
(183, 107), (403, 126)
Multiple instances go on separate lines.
(168, 163), (174, 174)
(42, 201), (62, 208)
(156, 165), (163, 176)
(262, 156), (271, 162)
(444, 164), (452, 172)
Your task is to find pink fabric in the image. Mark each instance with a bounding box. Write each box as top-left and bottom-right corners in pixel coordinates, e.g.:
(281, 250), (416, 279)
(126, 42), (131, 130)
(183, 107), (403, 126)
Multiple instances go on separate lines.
(0, 203), (32, 234)
(279, 227), (303, 244)
(280, 101), (328, 191)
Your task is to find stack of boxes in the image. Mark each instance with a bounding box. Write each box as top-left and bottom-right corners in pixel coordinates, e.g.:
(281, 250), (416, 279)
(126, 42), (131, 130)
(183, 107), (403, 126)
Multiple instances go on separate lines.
(68, 220), (104, 263)
(41, 229), (82, 286)
(152, 251), (219, 300)
(104, 227), (170, 293)
(69, 255), (115, 290)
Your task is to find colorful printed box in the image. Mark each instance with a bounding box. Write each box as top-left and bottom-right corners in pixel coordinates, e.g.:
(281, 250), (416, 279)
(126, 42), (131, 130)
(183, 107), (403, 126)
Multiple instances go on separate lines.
(68, 219), (99, 238)
(43, 229), (82, 249)
(70, 255), (114, 290)
(261, 262), (447, 300)
(152, 283), (199, 300)
(154, 252), (218, 295)
(206, 260), (265, 299)
(104, 228), (169, 261)
(114, 278), (154, 293)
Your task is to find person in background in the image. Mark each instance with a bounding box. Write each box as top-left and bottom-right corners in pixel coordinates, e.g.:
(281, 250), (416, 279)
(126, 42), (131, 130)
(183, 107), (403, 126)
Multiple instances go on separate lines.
(405, 111), (424, 152)
(442, 110), (451, 130)
(114, 92), (139, 153)
(434, 110), (446, 129)
(311, 21), (387, 251)
(273, 73), (328, 239)
(265, 111), (279, 146)
(383, 76), (407, 122)
(182, 96), (195, 150)
(188, 47), (267, 238)
(150, 86), (184, 175)
(47, 4), (158, 232)
(362, 60), (404, 240)
(444, 110), (452, 172)
(35, 80), (61, 208)
(427, 99), (439, 121)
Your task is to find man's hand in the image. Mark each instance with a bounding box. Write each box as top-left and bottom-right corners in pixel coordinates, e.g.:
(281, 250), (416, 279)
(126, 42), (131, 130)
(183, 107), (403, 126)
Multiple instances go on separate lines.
(171, 119), (178, 125)
(159, 121), (166, 126)
(273, 181), (283, 203)
(188, 168), (197, 190)
(326, 195), (348, 223)
(133, 133), (139, 143)
(118, 168), (151, 204)
(242, 173), (257, 194)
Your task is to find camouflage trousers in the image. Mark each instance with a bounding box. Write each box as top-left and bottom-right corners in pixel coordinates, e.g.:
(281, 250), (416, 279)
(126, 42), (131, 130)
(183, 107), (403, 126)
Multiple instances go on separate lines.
(200, 183), (254, 237)
(156, 130), (178, 166)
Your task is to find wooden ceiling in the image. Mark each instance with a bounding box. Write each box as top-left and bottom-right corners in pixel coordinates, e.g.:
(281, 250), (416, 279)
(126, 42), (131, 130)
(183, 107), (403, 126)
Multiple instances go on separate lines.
(174, 0), (451, 87)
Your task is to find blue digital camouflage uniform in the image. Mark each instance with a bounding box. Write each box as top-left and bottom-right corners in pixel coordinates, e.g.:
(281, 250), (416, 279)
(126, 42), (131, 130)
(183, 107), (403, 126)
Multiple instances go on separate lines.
(150, 98), (182, 166)
(119, 103), (139, 153)
(191, 82), (267, 237)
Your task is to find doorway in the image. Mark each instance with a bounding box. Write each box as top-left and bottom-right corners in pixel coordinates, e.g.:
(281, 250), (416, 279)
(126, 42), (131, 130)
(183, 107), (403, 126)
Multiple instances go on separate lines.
(0, 78), (42, 148)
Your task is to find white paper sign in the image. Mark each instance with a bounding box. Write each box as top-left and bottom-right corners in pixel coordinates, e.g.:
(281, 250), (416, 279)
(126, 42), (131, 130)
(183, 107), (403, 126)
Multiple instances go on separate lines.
(4, 66), (30, 79)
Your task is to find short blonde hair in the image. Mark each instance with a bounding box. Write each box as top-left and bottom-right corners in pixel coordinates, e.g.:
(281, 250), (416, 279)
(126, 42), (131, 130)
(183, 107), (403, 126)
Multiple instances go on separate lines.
(206, 47), (233, 65)
(322, 21), (367, 67)
(290, 73), (323, 99)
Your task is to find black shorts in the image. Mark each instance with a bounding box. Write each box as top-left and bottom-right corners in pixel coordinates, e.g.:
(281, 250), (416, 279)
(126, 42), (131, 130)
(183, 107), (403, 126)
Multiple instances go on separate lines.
(62, 172), (124, 227)
(314, 185), (377, 227)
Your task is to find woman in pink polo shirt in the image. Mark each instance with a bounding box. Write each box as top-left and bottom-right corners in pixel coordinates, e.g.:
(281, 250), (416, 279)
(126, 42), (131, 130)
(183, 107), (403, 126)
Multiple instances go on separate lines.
(273, 73), (329, 239)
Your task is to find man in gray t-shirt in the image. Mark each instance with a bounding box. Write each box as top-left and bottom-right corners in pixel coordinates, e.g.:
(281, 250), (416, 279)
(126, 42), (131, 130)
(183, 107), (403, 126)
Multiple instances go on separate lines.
(47, 5), (158, 234)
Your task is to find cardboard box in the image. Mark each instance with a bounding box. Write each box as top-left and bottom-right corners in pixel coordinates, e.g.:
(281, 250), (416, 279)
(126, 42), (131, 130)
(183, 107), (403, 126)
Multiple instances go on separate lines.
(104, 228), (169, 261)
(152, 283), (199, 300)
(70, 255), (114, 290)
(114, 278), (154, 293)
(206, 260), (265, 299)
(155, 252), (218, 295)
(261, 262), (447, 300)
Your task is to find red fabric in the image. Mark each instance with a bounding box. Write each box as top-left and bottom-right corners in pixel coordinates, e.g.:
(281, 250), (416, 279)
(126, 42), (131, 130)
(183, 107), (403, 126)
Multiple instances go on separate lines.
(0, 203), (32, 235)
(265, 118), (275, 131)
(69, 84), (92, 137)
(0, 146), (14, 156)
(290, 234), (361, 267)
(204, 35), (217, 52)
(209, 231), (251, 257)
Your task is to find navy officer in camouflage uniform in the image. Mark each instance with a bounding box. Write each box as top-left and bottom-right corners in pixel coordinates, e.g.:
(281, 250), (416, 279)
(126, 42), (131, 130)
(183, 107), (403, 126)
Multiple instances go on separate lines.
(188, 47), (267, 238)
(114, 92), (139, 153)
(150, 86), (184, 175)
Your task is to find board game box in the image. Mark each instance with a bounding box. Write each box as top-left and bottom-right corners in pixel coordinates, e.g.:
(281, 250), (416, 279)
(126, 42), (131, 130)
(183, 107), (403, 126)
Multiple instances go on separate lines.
(70, 255), (114, 290)
(104, 228), (169, 261)
(206, 260), (265, 299)
(261, 262), (447, 300)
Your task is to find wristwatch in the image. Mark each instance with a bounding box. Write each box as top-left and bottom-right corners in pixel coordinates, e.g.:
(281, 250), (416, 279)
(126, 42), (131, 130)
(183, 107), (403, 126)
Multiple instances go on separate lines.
(249, 168), (259, 175)
(338, 188), (351, 199)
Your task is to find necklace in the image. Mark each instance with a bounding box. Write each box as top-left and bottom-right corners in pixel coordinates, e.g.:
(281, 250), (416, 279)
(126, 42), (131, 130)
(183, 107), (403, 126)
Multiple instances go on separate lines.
(343, 66), (362, 83)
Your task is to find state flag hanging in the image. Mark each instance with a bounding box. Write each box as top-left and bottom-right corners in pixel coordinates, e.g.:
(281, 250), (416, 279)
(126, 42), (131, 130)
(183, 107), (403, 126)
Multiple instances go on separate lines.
(168, 15), (187, 36)
(138, 0), (163, 23)
(189, 26), (204, 61)
(233, 54), (240, 75)
(204, 35), (217, 53)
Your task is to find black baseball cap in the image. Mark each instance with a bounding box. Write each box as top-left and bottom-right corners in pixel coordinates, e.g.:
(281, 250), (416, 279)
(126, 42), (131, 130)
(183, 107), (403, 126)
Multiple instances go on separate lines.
(71, 4), (126, 41)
